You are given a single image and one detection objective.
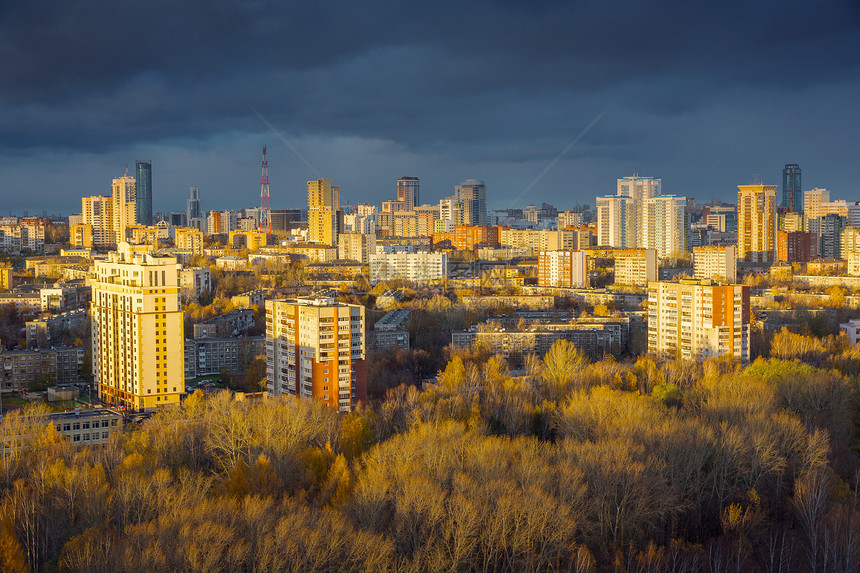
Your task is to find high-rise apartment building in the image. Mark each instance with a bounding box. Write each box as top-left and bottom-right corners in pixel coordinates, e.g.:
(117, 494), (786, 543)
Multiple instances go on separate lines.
(266, 297), (366, 412)
(614, 249), (658, 286)
(782, 164), (802, 213)
(81, 195), (114, 247)
(642, 195), (686, 257)
(618, 175), (661, 247)
(597, 176), (683, 256)
(596, 195), (633, 248)
(206, 210), (238, 235)
(776, 231), (818, 263)
(439, 198), (465, 232)
(308, 178), (342, 247)
(819, 214), (847, 259)
(538, 250), (588, 288)
(112, 172), (137, 241)
(453, 179), (487, 226)
(780, 212), (805, 233)
(804, 188), (830, 231)
(81, 172), (138, 247)
(647, 279), (750, 362)
(703, 204), (737, 233)
(135, 160), (153, 226)
(91, 243), (184, 410)
(397, 177), (420, 211)
(737, 183), (777, 262)
(693, 245), (737, 283)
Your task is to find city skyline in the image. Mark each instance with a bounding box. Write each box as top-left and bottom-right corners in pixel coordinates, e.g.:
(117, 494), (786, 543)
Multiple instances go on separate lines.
(2, 1), (859, 214)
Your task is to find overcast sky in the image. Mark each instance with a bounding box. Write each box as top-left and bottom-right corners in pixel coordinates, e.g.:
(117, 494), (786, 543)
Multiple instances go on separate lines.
(2, 0), (859, 217)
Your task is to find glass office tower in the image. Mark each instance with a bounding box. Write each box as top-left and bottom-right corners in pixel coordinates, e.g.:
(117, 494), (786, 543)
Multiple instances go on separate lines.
(782, 163), (802, 213)
(135, 160), (153, 225)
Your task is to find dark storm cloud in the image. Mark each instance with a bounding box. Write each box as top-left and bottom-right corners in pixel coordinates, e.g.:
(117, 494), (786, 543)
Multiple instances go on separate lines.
(0, 0), (859, 213)
(2, 0), (858, 149)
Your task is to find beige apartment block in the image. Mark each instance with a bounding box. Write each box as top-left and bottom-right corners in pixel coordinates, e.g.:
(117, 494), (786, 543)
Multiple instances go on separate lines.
(91, 243), (184, 411)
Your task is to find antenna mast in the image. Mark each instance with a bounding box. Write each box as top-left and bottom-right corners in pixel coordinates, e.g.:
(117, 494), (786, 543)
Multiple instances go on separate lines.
(260, 145), (271, 240)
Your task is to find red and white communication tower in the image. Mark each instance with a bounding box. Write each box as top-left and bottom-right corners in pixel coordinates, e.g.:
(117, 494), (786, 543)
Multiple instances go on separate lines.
(259, 145), (271, 239)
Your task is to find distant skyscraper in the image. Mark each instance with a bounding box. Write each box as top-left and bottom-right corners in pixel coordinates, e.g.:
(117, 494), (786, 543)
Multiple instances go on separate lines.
(135, 160), (152, 225)
(737, 183), (777, 262)
(397, 177), (420, 210)
(187, 187), (201, 221)
(782, 164), (802, 213)
(454, 179), (487, 226)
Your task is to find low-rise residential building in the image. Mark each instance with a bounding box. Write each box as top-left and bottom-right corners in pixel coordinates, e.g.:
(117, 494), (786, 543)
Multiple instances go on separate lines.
(461, 295), (555, 310)
(184, 336), (265, 378)
(452, 317), (629, 359)
(0, 292), (41, 309)
(193, 308), (255, 339)
(231, 290), (266, 310)
(433, 225), (500, 251)
(806, 258), (846, 275)
(693, 245), (737, 283)
(0, 346), (85, 391)
(647, 279), (750, 362)
(1, 408), (123, 454)
(307, 261), (367, 279)
(372, 309), (411, 351)
(614, 249), (658, 286)
(50, 409), (122, 446)
(338, 232), (377, 264)
(257, 244), (337, 264)
(0, 221), (45, 253)
(538, 250), (588, 288)
(229, 230), (268, 252)
(369, 252), (448, 284)
(840, 319), (860, 345)
(25, 309), (89, 348)
(179, 267), (211, 301)
(174, 227), (204, 255)
(215, 255), (247, 270)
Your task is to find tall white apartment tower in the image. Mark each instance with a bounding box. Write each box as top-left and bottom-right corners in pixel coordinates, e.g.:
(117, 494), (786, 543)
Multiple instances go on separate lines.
(618, 175), (661, 247)
(596, 195), (634, 248)
(643, 195), (686, 258)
